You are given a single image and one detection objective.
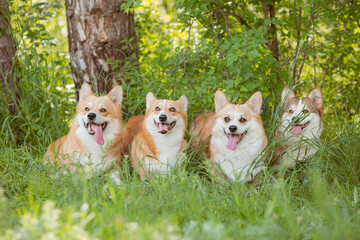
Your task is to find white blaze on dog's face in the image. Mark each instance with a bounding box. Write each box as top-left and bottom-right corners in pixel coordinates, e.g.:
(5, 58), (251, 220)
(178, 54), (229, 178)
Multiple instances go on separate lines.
(145, 92), (188, 135)
(213, 91), (263, 150)
(279, 86), (323, 137)
(76, 83), (123, 145)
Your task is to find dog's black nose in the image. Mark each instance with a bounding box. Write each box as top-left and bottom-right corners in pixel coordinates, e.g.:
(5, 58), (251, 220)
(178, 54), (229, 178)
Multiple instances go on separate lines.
(87, 112), (96, 120)
(229, 125), (237, 133)
(159, 114), (167, 122)
(292, 116), (301, 124)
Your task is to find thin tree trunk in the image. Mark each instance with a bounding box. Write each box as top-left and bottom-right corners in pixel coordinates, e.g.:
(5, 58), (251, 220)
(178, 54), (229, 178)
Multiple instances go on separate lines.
(0, 0), (18, 114)
(65, 0), (138, 102)
(263, 0), (280, 62)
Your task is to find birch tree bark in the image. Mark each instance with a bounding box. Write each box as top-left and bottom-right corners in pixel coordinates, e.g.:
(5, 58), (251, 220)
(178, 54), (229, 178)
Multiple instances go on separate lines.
(65, 0), (138, 102)
(0, 0), (18, 114)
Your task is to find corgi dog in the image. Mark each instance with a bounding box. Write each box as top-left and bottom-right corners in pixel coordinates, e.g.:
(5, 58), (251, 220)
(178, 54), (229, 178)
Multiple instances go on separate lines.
(45, 83), (124, 184)
(274, 86), (323, 167)
(190, 91), (268, 183)
(124, 92), (188, 180)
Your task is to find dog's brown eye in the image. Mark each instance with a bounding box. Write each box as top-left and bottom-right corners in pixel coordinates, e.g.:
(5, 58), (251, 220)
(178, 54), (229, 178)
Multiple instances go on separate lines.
(155, 106), (160, 111)
(100, 108), (107, 113)
(239, 118), (246, 123)
(224, 117), (230, 122)
(85, 107), (89, 111)
(169, 107), (176, 112)
(289, 110), (294, 114)
(303, 109), (309, 114)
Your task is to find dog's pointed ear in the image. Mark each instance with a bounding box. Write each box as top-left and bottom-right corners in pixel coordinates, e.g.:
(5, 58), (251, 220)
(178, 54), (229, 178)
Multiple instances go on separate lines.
(146, 92), (156, 110)
(307, 86), (323, 111)
(108, 85), (123, 105)
(79, 83), (93, 102)
(281, 85), (296, 103)
(177, 95), (188, 112)
(215, 91), (229, 112)
(246, 91), (262, 115)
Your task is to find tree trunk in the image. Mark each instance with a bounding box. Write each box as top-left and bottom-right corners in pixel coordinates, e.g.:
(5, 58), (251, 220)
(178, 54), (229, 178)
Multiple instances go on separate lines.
(0, 0), (18, 114)
(263, 0), (280, 62)
(65, 0), (138, 102)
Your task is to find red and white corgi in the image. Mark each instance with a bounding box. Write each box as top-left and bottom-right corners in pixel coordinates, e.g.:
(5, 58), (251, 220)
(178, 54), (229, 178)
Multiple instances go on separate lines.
(124, 92), (188, 180)
(274, 86), (323, 167)
(190, 91), (268, 182)
(45, 83), (124, 184)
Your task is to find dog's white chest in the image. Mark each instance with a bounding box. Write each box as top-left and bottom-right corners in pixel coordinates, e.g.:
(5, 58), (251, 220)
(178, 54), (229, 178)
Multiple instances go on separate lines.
(74, 128), (117, 173)
(212, 135), (264, 182)
(280, 123), (322, 167)
(281, 143), (318, 167)
(143, 134), (183, 176)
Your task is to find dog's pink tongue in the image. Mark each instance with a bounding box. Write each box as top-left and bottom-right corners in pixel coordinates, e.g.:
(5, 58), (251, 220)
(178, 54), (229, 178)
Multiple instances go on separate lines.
(226, 134), (239, 150)
(158, 123), (169, 133)
(291, 126), (302, 135)
(93, 124), (104, 145)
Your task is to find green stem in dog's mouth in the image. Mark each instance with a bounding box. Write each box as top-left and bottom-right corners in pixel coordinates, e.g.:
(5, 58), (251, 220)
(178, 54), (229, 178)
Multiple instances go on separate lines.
(291, 121), (310, 135)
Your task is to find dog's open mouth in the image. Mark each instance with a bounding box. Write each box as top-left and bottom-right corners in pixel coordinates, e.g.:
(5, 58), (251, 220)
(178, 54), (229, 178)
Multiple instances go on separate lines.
(291, 121), (309, 136)
(154, 120), (176, 134)
(84, 122), (107, 145)
(225, 131), (247, 150)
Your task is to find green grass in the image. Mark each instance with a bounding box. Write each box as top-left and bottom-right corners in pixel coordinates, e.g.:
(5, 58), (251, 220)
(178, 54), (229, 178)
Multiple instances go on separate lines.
(1, 57), (360, 240)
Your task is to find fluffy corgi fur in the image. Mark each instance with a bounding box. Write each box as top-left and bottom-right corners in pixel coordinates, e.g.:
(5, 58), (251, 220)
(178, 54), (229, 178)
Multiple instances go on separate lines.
(124, 93), (188, 180)
(45, 83), (124, 184)
(190, 91), (268, 182)
(274, 86), (323, 167)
